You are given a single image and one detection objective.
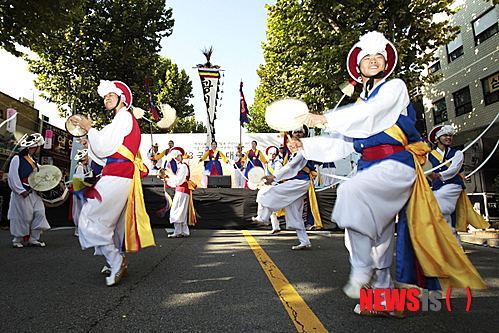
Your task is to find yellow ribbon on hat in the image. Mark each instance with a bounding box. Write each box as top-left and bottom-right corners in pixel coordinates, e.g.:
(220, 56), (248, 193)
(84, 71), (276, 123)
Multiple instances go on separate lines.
(117, 145), (156, 252)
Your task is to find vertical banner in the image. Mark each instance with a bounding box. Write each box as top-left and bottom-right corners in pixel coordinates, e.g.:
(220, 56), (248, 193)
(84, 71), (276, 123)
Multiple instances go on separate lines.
(197, 68), (221, 147)
(6, 108), (17, 133)
(44, 129), (53, 149)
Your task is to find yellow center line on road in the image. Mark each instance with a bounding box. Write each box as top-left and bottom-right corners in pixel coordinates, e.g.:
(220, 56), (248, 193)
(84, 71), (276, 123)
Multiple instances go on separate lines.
(242, 230), (328, 333)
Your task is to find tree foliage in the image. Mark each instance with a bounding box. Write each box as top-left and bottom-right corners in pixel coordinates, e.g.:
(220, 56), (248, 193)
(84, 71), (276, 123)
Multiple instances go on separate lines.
(247, 0), (460, 133)
(26, 0), (196, 132)
(147, 57), (206, 133)
(0, 0), (85, 56)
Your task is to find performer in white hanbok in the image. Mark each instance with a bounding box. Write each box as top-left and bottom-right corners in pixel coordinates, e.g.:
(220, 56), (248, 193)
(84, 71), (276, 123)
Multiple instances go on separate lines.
(426, 125), (464, 244)
(426, 125), (488, 244)
(154, 140), (177, 173)
(147, 143), (162, 175)
(71, 149), (92, 236)
(71, 80), (154, 286)
(291, 31), (486, 318)
(253, 149), (318, 249)
(252, 146), (283, 234)
(8, 133), (50, 248)
(162, 147), (197, 238)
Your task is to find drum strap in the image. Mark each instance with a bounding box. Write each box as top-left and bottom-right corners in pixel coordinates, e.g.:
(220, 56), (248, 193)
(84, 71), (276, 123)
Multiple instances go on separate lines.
(116, 145), (156, 252)
(23, 155), (36, 170)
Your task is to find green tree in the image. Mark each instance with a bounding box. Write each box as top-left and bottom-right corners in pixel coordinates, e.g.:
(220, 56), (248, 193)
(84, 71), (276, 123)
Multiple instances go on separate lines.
(171, 116), (207, 133)
(248, 0), (459, 132)
(27, 0), (174, 129)
(146, 57), (206, 133)
(0, 0), (85, 56)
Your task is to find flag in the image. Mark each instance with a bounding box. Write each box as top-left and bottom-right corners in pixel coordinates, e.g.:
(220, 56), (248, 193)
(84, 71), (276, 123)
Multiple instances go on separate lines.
(145, 78), (161, 121)
(239, 81), (249, 126)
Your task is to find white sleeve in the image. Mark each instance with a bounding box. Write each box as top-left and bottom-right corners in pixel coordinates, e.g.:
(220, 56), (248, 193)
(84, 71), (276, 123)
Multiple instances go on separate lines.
(273, 151), (308, 182)
(87, 109), (133, 164)
(323, 79), (410, 138)
(73, 165), (85, 180)
(167, 163), (188, 187)
(440, 150), (464, 181)
(274, 160), (283, 172)
(300, 133), (355, 163)
(7, 156), (26, 195)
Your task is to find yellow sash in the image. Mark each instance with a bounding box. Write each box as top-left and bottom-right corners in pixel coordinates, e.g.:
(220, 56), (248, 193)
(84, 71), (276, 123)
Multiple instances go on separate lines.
(430, 150), (451, 168)
(186, 179), (198, 226)
(455, 190), (490, 231)
(385, 126), (486, 289)
(117, 145), (156, 252)
(72, 177), (92, 192)
(303, 166), (322, 229)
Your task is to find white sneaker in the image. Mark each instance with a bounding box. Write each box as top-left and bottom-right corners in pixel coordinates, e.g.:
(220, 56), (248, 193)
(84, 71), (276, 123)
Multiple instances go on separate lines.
(343, 280), (368, 299)
(27, 241), (46, 247)
(106, 257), (129, 286)
(12, 242), (23, 248)
(291, 243), (312, 250)
(251, 216), (269, 226)
(101, 266), (111, 275)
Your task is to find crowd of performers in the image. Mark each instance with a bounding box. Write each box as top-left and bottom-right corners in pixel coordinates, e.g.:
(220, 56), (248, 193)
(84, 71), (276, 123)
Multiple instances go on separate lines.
(4, 31), (491, 319)
(148, 136), (337, 190)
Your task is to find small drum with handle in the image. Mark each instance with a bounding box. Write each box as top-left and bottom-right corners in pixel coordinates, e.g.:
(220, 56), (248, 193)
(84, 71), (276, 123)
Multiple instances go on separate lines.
(247, 166), (265, 190)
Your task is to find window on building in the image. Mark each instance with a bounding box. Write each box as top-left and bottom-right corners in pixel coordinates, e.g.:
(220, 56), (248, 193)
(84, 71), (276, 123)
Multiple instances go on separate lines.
(432, 99), (448, 124)
(429, 61), (441, 74)
(482, 71), (499, 106)
(453, 87), (472, 116)
(473, 8), (499, 45)
(447, 32), (463, 62)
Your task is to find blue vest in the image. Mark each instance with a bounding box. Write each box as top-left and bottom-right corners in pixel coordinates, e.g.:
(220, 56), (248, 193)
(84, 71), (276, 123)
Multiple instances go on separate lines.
(291, 160), (316, 181)
(353, 82), (423, 171)
(18, 155), (37, 191)
(428, 148), (465, 191)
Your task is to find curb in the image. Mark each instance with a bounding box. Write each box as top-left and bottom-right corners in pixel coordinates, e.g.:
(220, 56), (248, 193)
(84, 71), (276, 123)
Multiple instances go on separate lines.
(460, 233), (499, 248)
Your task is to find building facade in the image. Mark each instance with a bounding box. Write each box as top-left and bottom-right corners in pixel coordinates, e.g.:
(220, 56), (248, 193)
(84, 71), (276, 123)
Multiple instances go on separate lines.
(0, 91), (72, 174)
(423, 0), (499, 220)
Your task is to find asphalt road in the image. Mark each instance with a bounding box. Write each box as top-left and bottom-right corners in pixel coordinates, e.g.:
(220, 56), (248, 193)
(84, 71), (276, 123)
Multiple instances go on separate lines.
(1, 227), (498, 333)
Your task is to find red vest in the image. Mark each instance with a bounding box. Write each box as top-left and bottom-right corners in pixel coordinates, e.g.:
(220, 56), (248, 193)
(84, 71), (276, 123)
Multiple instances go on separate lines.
(102, 113), (141, 179)
(176, 164), (191, 194)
